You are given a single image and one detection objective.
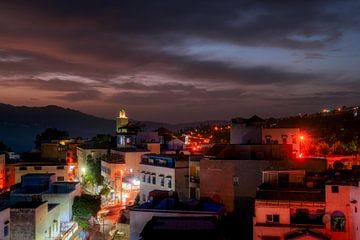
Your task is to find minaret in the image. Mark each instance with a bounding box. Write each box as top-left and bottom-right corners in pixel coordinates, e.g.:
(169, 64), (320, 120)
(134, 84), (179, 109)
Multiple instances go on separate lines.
(116, 109), (129, 133)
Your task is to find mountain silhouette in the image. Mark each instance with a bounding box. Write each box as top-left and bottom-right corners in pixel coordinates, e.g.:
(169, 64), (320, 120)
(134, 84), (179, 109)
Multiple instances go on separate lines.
(0, 103), (227, 152)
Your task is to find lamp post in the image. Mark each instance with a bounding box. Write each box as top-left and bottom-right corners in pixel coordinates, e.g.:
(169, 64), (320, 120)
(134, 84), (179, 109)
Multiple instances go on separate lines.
(299, 135), (304, 158)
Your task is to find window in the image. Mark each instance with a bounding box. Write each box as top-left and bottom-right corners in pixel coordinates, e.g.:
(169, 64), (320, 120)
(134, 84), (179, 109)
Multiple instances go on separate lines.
(57, 166), (65, 170)
(34, 166), (42, 170)
(332, 185), (339, 193)
(57, 176), (65, 181)
(233, 176), (239, 185)
(160, 177), (164, 186)
(152, 176), (156, 184)
(142, 174), (146, 182)
(4, 225), (8, 237)
(266, 214), (280, 224)
(331, 216), (346, 232)
(19, 166), (27, 171)
(147, 175), (151, 183)
(168, 179), (172, 188)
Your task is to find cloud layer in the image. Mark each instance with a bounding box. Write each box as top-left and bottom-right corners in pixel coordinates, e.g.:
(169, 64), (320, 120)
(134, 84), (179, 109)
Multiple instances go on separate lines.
(0, 0), (359, 122)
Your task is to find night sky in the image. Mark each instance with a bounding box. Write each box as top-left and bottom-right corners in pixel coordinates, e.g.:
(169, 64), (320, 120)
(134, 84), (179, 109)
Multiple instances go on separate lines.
(0, 0), (359, 123)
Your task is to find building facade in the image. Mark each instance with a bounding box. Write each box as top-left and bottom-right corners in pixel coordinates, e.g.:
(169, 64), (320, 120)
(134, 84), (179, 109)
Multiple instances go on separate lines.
(139, 154), (189, 203)
(14, 162), (69, 184)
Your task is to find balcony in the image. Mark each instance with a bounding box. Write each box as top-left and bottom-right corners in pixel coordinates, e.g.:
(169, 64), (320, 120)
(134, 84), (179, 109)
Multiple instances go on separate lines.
(190, 175), (200, 183)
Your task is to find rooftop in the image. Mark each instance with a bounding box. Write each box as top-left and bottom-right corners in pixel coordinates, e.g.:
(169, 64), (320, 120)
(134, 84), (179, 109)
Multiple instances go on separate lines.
(11, 201), (46, 209)
(326, 170), (360, 186)
(231, 115), (265, 125)
(134, 191), (224, 213)
(140, 216), (223, 240)
(112, 147), (149, 153)
(204, 144), (293, 160)
(256, 188), (325, 202)
(14, 161), (66, 166)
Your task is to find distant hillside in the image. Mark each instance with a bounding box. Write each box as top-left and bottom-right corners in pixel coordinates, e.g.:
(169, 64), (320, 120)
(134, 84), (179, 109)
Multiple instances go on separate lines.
(0, 103), (228, 152)
(0, 103), (116, 151)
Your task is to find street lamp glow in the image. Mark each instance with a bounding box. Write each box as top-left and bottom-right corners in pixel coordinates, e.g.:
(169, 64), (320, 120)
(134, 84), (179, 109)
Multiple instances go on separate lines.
(300, 135), (304, 141)
(81, 167), (86, 174)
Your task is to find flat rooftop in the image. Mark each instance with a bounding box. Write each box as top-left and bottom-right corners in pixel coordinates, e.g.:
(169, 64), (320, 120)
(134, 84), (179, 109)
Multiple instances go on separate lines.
(14, 162), (66, 166)
(11, 201), (46, 209)
(134, 197), (224, 213)
(140, 216), (223, 240)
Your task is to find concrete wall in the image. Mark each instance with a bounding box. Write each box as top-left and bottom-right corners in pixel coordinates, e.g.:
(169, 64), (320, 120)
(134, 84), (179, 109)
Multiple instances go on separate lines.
(325, 184), (360, 240)
(139, 164), (175, 202)
(0, 208), (10, 240)
(14, 165), (69, 184)
(230, 123), (262, 144)
(253, 200), (326, 240)
(43, 184), (81, 223)
(262, 128), (301, 153)
(10, 202), (60, 240)
(41, 143), (66, 161)
(36, 203), (61, 240)
(200, 159), (272, 212)
(10, 207), (36, 240)
(175, 160), (189, 200)
(146, 143), (161, 154)
(130, 209), (220, 240)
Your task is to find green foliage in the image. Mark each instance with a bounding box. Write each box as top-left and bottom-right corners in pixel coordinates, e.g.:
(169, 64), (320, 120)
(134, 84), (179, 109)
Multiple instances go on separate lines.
(83, 155), (106, 187)
(35, 127), (69, 148)
(99, 185), (110, 197)
(72, 194), (101, 229)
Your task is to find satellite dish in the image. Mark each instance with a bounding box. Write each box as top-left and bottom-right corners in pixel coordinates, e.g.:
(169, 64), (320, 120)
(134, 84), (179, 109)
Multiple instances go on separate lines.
(323, 214), (331, 224)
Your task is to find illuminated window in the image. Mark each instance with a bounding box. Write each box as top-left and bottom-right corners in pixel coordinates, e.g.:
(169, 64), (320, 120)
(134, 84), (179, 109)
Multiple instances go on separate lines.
(266, 214), (280, 224)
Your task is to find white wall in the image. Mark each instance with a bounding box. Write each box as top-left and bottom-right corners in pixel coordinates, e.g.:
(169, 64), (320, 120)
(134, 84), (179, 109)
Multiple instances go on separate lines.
(0, 208), (10, 240)
(14, 165), (69, 184)
(139, 164), (175, 203)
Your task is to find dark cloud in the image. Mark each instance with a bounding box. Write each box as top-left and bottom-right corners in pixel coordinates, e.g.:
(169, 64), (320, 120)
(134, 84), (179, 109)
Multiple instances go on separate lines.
(0, 0), (359, 121)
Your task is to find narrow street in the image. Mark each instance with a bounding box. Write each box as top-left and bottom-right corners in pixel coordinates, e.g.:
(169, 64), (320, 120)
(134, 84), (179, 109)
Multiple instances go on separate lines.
(88, 204), (124, 240)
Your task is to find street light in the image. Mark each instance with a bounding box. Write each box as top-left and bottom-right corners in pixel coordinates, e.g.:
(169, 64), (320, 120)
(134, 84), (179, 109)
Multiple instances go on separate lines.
(299, 135), (304, 158)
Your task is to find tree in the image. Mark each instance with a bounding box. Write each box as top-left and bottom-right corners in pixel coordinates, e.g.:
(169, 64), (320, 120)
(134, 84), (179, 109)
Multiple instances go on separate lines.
(35, 128), (69, 149)
(0, 141), (11, 152)
(317, 142), (330, 156)
(72, 194), (101, 229)
(344, 140), (358, 155)
(83, 155), (106, 192)
(99, 185), (110, 197)
(331, 141), (345, 155)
